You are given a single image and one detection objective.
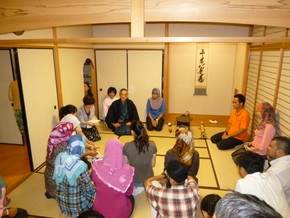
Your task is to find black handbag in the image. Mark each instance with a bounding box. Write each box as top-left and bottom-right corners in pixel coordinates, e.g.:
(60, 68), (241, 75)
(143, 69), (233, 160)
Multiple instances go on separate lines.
(231, 145), (247, 165)
(81, 126), (101, 142)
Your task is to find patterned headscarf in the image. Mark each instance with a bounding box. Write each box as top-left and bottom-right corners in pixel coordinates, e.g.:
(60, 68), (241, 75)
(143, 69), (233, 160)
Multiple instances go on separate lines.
(175, 125), (194, 149)
(53, 135), (87, 186)
(149, 88), (163, 110)
(256, 102), (277, 129)
(47, 122), (74, 159)
(172, 125), (195, 167)
(92, 138), (134, 193)
(0, 176), (6, 199)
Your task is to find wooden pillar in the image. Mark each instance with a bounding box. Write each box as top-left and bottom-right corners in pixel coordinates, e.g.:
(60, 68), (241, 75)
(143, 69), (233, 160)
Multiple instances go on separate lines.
(131, 0), (144, 37)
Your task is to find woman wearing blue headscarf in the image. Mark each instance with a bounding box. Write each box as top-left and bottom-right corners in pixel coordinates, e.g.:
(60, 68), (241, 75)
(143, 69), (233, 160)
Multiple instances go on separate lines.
(53, 135), (96, 218)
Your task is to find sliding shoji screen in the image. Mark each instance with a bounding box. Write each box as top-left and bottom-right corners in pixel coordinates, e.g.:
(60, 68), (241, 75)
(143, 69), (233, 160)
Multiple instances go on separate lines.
(246, 49), (282, 136)
(245, 51), (261, 137)
(251, 26), (264, 47)
(256, 51), (280, 105)
(276, 51), (290, 136)
(254, 51), (281, 130)
(246, 50), (281, 137)
(246, 25), (290, 138)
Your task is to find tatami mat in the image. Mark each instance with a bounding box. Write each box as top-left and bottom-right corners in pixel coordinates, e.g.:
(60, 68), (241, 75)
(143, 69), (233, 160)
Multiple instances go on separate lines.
(8, 125), (239, 218)
(198, 148), (210, 158)
(8, 173), (60, 218)
(97, 121), (205, 139)
(153, 156), (165, 175)
(198, 159), (218, 188)
(206, 139), (240, 190)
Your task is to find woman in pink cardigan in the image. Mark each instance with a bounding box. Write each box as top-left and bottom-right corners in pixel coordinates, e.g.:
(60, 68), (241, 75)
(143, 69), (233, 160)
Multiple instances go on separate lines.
(245, 102), (276, 157)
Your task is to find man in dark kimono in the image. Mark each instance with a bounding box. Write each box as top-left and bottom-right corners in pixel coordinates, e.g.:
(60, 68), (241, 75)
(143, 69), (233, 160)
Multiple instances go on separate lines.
(105, 88), (139, 136)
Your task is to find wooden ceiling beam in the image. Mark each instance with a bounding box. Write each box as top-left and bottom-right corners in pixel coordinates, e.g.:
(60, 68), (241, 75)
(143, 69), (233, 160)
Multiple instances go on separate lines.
(0, 0), (290, 35)
(1, 37), (290, 45)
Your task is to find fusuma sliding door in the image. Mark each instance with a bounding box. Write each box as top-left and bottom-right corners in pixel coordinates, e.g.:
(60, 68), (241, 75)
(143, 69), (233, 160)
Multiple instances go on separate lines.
(95, 49), (163, 121)
(95, 50), (127, 120)
(17, 48), (59, 170)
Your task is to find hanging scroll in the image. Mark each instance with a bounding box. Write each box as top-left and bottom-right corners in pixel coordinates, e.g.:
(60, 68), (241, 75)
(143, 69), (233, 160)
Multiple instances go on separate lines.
(194, 43), (209, 95)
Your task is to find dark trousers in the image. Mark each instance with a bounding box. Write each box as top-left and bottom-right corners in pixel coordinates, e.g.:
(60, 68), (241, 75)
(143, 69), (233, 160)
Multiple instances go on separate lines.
(7, 208), (28, 218)
(146, 116), (164, 131)
(210, 132), (243, 150)
(114, 122), (131, 136)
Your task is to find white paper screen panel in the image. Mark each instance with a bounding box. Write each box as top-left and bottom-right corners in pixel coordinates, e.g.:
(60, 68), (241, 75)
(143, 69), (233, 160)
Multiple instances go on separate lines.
(252, 26), (265, 36)
(276, 51), (290, 136)
(265, 27), (286, 37)
(256, 51), (280, 105)
(251, 26), (264, 46)
(245, 51), (261, 135)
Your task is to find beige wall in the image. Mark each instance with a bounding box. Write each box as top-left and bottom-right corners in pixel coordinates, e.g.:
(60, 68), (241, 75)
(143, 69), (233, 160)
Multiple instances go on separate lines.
(92, 23), (249, 37)
(0, 28), (53, 39)
(233, 43), (248, 94)
(57, 25), (94, 38)
(57, 25), (94, 48)
(168, 23), (249, 37)
(59, 48), (95, 108)
(168, 43), (243, 115)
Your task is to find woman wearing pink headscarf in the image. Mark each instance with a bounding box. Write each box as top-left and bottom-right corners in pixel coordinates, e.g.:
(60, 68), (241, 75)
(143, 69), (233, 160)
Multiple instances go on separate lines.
(244, 102), (277, 157)
(92, 138), (135, 218)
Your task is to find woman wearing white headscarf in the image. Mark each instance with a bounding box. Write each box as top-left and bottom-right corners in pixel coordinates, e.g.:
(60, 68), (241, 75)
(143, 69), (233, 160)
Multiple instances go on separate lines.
(164, 125), (200, 182)
(53, 135), (96, 218)
(146, 88), (166, 131)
